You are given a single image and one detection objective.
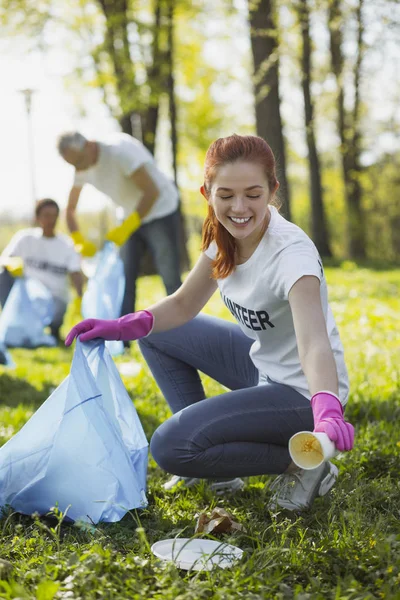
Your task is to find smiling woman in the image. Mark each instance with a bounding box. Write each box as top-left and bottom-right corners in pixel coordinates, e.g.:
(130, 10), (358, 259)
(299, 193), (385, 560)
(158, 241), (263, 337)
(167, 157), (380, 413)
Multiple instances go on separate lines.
(202, 164), (275, 267)
(65, 133), (354, 513)
(200, 135), (280, 277)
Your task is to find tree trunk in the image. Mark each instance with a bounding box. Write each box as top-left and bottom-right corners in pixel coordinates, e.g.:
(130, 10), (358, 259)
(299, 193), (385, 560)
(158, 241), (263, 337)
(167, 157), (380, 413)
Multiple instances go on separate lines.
(119, 113), (134, 136)
(248, 0), (291, 220)
(97, 0), (190, 276)
(165, 0), (190, 271)
(328, 0), (366, 259)
(97, 0), (136, 121)
(347, 0), (366, 259)
(142, 0), (163, 154)
(166, 0), (178, 186)
(391, 215), (400, 259)
(297, 0), (332, 257)
(97, 0), (163, 153)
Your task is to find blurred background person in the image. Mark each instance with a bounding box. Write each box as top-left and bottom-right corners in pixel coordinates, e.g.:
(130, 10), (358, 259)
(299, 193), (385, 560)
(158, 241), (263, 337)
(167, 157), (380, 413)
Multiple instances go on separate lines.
(57, 131), (182, 346)
(0, 198), (83, 341)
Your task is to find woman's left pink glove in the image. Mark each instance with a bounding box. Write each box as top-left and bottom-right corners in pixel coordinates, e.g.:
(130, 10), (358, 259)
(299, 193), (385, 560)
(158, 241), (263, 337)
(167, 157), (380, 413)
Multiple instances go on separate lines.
(311, 391), (354, 452)
(65, 310), (154, 346)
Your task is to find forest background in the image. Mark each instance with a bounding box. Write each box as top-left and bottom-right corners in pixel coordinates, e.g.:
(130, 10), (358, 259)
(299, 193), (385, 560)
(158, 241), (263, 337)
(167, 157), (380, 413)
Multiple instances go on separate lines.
(0, 0), (399, 265)
(1, 2), (400, 597)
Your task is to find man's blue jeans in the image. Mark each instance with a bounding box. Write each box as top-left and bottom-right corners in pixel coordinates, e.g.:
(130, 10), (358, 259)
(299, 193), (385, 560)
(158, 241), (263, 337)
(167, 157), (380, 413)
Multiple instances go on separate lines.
(120, 209), (182, 317)
(139, 314), (314, 479)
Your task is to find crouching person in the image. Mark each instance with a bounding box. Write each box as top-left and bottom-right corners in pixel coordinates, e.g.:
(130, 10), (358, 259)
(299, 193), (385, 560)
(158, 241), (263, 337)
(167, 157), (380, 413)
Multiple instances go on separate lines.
(65, 134), (354, 512)
(0, 198), (83, 341)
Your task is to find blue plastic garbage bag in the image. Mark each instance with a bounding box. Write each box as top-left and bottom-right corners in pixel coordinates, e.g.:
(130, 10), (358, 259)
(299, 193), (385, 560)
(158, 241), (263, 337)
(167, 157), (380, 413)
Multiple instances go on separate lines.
(0, 278), (56, 349)
(82, 242), (126, 356)
(0, 339), (148, 523)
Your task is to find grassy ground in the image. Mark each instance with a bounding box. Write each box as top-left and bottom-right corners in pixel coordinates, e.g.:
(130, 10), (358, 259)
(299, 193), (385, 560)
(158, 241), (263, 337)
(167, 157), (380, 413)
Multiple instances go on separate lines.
(0, 264), (399, 599)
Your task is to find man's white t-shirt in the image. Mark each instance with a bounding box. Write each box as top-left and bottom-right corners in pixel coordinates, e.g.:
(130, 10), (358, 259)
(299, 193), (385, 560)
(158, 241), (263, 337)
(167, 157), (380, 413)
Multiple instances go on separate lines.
(1, 228), (81, 302)
(73, 133), (179, 223)
(204, 205), (349, 406)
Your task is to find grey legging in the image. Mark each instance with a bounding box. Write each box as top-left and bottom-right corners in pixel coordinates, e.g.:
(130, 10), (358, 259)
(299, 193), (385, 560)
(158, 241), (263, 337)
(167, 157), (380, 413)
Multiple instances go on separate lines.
(138, 314), (314, 478)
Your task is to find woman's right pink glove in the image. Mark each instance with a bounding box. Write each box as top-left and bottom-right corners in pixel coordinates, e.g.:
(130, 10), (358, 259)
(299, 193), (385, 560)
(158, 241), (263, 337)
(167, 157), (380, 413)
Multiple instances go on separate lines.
(65, 310), (154, 346)
(311, 391), (354, 452)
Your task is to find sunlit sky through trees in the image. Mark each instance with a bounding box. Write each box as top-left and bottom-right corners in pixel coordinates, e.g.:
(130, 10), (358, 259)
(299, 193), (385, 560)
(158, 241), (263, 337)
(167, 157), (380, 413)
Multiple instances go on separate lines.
(0, 0), (398, 219)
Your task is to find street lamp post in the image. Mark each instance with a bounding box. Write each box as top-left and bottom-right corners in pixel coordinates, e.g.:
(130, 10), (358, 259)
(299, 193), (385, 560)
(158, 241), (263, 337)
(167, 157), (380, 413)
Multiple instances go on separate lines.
(19, 88), (36, 215)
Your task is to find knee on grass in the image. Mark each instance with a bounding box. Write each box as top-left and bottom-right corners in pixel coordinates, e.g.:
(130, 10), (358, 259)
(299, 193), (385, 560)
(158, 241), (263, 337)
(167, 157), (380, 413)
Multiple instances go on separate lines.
(150, 420), (200, 477)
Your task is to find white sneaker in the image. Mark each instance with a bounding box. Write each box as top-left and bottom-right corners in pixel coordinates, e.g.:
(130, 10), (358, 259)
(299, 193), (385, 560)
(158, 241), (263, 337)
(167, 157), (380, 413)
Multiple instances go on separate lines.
(209, 478), (245, 495)
(162, 475), (201, 491)
(268, 461), (338, 511)
(162, 475), (245, 495)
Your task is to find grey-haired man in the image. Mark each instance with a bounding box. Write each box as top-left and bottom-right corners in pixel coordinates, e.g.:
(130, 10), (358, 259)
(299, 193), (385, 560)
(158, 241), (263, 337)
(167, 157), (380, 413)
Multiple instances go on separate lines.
(57, 131), (182, 326)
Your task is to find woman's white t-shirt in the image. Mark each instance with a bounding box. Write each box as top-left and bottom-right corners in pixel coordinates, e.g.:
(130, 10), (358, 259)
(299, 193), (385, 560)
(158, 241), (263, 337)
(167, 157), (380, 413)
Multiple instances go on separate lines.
(204, 206), (349, 405)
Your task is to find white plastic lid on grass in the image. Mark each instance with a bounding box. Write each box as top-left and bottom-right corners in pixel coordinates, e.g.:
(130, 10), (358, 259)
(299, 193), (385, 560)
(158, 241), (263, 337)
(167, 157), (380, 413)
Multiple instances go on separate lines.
(117, 361), (142, 377)
(151, 537), (243, 571)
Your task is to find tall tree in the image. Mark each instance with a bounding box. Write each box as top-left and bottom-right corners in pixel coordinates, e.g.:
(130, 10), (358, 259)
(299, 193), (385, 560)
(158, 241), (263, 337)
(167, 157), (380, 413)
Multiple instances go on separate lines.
(96, 0), (164, 154)
(248, 0), (291, 219)
(296, 0), (332, 256)
(165, 0), (190, 271)
(328, 0), (366, 259)
(165, 0), (178, 185)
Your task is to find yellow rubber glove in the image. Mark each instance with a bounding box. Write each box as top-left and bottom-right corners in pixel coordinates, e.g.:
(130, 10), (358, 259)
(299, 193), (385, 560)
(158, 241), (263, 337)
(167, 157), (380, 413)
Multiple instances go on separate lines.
(3, 256), (24, 277)
(71, 296), (82, 321)
(105, 211), (141, 246)
(70, 231), (97, 257)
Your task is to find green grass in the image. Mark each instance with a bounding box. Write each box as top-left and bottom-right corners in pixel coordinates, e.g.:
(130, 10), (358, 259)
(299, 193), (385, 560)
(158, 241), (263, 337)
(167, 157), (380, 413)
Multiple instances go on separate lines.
(0, 265), (400, 599)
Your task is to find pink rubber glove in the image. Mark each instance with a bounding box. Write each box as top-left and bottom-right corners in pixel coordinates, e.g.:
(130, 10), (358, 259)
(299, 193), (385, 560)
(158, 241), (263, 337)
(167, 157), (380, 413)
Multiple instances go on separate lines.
(311, 391), (354, 452)
(65, 310), (154, 346)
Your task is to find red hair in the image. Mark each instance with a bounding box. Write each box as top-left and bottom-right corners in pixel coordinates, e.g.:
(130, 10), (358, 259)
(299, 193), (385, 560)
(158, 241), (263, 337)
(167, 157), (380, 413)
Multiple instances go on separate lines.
(201, 134), (279, 279)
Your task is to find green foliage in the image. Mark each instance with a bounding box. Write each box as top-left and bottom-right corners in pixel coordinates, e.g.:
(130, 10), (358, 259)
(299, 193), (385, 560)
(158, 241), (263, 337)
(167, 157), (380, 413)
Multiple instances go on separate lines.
(0, 0), (52, 38)
(1, 0), (398, 260)
(0, 264), (399, 598)
(174, 7), (229, 187)
(361, 153), (400, 263)
(321, 163), (347, 258)
(282, 151), (400, 262)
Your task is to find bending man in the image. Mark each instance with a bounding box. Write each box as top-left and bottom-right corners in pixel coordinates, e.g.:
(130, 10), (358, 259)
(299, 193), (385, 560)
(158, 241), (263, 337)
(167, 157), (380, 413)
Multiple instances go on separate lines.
(57, 131), (182, 331)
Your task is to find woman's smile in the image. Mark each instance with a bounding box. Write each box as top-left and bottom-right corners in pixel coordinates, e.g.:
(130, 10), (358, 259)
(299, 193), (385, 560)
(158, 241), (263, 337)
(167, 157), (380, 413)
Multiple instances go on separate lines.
(228, 216), (252, 226)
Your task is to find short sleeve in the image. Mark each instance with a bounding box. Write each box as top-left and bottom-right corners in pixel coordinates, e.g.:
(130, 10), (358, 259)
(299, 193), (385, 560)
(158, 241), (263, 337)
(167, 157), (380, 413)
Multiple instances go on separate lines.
(117, 138), (153, 177)
(1, 230), (28, 258)
(204, 241), (217, 260)
(274, 241), (323, 300)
